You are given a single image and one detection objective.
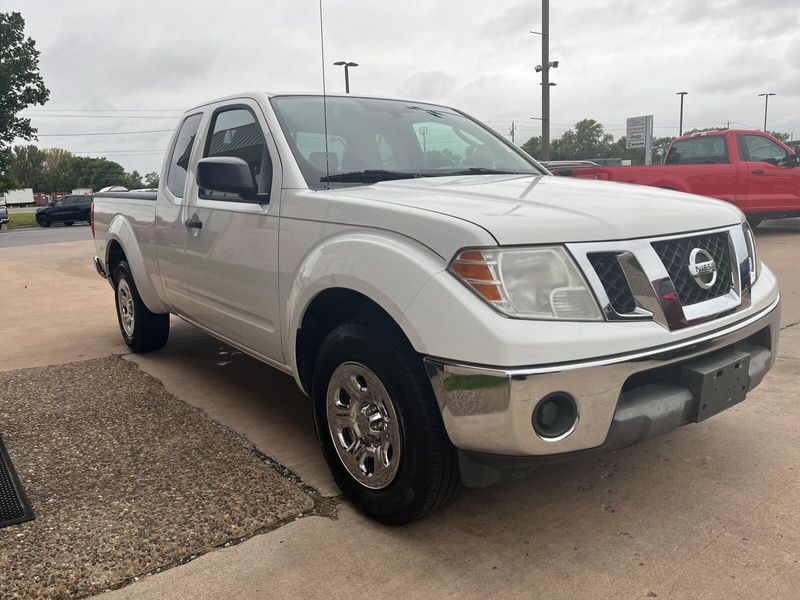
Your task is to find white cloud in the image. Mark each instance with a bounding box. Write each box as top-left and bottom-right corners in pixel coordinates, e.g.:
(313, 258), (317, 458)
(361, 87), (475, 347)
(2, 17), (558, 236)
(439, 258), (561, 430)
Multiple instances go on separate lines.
(13, 0), (800, 174)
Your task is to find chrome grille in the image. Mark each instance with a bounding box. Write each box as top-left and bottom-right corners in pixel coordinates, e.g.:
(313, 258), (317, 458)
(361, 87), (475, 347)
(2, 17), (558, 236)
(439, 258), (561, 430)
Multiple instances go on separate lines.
(651, 232), (733, 306)
(588, 253), (637, 314)
(568, 225), (750, 331)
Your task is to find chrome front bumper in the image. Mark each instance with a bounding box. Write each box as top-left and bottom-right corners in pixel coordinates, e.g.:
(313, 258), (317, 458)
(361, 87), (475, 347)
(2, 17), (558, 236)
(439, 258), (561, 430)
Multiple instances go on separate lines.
(424, 296), (780, 463)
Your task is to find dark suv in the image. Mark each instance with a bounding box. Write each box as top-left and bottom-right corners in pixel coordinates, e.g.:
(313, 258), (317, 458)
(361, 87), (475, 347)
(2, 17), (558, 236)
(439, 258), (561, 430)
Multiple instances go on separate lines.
(36, 195), (93, 227)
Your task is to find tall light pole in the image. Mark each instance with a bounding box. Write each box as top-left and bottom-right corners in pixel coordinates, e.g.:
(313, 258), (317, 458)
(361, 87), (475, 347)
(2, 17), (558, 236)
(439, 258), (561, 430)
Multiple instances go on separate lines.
(758, 92), (775, 132)
(676, 91), (688, 136)
(531, 1), (557, 160)
(333, 61), (358, 93)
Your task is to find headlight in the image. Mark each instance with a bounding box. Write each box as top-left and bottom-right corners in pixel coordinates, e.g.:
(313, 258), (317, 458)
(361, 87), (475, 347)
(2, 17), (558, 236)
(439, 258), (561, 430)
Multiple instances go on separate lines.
(449, 246), (602, 320)
(742, 222), (760, 285)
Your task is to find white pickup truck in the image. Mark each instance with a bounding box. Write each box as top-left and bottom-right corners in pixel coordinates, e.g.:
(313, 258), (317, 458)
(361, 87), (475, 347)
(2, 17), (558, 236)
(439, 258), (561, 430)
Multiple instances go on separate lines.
(92, 93), (780, 524)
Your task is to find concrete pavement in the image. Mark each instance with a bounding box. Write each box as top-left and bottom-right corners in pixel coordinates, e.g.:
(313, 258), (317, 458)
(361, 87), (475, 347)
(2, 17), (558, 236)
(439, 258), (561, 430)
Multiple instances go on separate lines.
(1, 220), (799, 599)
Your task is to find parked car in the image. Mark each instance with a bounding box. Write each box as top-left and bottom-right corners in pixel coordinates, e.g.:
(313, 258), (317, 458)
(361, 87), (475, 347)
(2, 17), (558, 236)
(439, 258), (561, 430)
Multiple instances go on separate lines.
(549, 130), (800, 227)
(36, 194), (93, 227)
(0, 202), (9, 229)
(92, 93), (780, 524)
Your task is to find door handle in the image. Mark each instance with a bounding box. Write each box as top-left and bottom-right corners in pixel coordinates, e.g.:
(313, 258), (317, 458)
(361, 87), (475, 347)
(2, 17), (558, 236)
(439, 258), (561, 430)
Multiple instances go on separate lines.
(751, 169), (765, 175)
(184, 218), (203, 229)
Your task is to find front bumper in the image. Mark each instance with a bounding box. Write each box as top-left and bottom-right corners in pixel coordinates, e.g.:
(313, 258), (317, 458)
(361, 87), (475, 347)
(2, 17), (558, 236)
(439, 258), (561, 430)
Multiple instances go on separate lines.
(424, 296), (780, 486)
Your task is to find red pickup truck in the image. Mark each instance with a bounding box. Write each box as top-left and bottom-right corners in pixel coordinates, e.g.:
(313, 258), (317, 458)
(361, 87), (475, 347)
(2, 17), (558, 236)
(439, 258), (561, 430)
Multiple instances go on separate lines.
(550, 130), (800, 227)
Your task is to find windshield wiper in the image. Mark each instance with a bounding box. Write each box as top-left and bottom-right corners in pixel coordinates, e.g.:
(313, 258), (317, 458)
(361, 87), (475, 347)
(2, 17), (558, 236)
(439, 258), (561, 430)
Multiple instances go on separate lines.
(434, 167), (534, 176)
(320, 170), (423, 183)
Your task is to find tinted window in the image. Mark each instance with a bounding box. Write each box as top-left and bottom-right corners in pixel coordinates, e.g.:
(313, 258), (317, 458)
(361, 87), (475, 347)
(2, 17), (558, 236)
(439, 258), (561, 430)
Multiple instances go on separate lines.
(202, 107), (271, 200)
(166, 113), (203, 198)
(62, 197), (75, 206)
(270, 96), (542, 189)
(739, 135), (788, 163)
(665, 136), (729, 165)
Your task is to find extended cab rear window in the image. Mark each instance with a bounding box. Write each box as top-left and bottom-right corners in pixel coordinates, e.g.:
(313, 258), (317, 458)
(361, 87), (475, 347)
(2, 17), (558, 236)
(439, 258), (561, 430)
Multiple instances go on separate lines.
(665, 136), (729, 165)
(166, 113), (203, 197)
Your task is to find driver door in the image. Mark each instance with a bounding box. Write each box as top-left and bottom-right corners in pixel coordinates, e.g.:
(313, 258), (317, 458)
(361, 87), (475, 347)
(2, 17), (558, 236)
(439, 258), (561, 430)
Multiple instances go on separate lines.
(182, 101), (284, 363)
(737, 133), (800, 212)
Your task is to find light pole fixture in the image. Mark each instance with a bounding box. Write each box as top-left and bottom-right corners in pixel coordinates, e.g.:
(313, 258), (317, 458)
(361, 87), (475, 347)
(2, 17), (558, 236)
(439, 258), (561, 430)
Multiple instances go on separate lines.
(333, 61), (358, 93)
(530, 0), (556, 160)
(676, 91), (688, 136)
(758, 92), (776, 132)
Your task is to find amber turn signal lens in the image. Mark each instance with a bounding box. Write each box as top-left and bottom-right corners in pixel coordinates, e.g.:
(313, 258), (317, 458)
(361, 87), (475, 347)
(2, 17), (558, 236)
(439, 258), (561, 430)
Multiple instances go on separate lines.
(450, 261), (493, 282)
(449, 249), (504, 304)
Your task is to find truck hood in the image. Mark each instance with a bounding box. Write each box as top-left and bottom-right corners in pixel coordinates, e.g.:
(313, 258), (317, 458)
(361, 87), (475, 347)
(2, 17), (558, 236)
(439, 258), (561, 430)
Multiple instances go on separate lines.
(329, 174), (743, 245)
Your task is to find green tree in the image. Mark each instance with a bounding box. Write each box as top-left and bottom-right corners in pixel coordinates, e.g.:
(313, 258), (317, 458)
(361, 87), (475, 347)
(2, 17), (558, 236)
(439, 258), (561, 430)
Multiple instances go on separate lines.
(68, 156), (128, 190)
(521, 135), (543, 160)
(7, 144), (45, 189)
(0, 12), (50, 192)
(556, 119), (614, 160)
(768, 131), (790, 142)
(143, 171), (160, 188)
(123, 170), (144, 189)
(41, 147), (74, 192)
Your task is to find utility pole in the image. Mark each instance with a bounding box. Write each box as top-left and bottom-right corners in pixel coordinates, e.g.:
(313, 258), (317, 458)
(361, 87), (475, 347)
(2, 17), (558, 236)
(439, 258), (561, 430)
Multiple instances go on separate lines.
(509, 121), (516, 145)
(758, 92), (775, 132)
(676, 91), (688, 135)
(541, 0), (550, 160)
(530, 2), (557, 160)
(333, 61), (358, 93)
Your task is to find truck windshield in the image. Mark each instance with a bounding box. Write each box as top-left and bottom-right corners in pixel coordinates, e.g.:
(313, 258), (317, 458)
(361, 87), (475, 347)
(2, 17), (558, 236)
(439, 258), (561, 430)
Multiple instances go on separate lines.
(270, 95), (543, 188)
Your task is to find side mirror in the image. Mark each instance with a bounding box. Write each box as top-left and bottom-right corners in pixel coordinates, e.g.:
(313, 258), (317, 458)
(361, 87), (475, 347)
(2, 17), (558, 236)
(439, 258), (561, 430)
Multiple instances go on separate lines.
(196, 157), (258, 197)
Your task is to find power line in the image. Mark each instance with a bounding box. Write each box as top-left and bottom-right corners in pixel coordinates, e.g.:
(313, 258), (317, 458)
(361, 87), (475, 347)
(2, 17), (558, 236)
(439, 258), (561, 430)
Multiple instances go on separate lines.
(17, 113), (180, 119)
(37, 129), (174, 137)
(69, 149), (164, 153)
(21, 108), (183, 113)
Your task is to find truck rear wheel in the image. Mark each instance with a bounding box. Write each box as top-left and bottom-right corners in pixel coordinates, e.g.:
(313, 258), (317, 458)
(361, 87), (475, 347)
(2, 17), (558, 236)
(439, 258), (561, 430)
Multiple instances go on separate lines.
(112, 260), (169, 352)
(312, 321), (461, 525)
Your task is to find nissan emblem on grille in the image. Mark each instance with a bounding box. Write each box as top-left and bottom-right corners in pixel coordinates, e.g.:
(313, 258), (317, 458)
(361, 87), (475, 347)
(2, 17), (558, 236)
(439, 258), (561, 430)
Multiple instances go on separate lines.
(688, 248), (718, 289)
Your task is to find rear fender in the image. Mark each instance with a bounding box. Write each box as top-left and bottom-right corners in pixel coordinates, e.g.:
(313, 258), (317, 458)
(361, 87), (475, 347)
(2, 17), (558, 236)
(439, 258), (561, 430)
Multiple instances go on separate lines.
(106, 215), (169, 314)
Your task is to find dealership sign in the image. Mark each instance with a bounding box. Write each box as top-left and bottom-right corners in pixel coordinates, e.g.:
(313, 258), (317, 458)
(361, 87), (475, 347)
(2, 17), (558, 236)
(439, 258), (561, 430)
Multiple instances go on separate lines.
(626, 115), (654, 164)
(626, 116), (652, 149)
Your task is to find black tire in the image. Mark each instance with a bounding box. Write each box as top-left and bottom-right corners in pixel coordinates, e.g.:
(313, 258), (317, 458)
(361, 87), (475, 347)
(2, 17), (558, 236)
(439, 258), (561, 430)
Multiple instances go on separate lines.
(64, 221), (74, 226)
(112, 260), (170, 352)
(37, 215), (50, 228)
(747, 215), (762, 229)
(312, 320), (461, 525)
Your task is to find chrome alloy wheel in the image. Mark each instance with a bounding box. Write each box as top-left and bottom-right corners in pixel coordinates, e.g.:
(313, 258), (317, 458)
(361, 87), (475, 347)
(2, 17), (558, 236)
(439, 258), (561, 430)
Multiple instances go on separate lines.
(326, 362), (402, 489)
(117, 279), (135, 337)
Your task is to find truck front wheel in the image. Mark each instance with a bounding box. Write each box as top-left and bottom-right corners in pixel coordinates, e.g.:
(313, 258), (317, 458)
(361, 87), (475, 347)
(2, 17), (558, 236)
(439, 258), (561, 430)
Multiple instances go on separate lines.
(113, 260), (170, 352)
(312, 321), (461, 525)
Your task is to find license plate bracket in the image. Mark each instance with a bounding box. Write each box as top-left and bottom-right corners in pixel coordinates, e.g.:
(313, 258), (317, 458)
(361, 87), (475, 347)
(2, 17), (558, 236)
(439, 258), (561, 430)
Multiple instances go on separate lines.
(680, 349), (751, 422)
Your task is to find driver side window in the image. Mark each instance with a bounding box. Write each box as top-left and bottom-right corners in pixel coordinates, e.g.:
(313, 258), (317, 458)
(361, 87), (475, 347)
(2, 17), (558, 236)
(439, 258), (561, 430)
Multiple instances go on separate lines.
(739, 135), (788, 163)
(202, 107), (272, 200)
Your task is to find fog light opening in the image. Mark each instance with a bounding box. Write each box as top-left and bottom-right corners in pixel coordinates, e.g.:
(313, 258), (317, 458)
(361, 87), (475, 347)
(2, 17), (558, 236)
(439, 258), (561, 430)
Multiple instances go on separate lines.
(532, 393), (578, 440)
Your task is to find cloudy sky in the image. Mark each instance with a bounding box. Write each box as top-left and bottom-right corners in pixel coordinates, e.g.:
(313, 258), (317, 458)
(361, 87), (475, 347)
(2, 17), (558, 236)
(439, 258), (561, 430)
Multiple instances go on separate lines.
(10, 0), (800, 175)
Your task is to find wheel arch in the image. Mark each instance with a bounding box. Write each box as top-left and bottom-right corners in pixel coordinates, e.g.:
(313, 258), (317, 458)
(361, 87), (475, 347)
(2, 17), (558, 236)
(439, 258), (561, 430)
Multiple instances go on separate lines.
(295, 288), (413, 396)
(286, 231), (446, 395)
(105, 215), (169, 313)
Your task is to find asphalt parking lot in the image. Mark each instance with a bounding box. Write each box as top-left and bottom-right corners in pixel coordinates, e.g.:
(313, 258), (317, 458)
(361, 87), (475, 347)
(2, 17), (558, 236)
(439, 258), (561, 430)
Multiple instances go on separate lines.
(0, 221), (798, 599)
